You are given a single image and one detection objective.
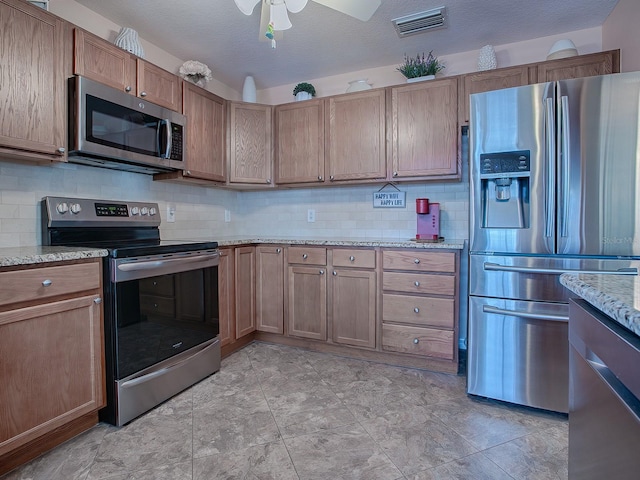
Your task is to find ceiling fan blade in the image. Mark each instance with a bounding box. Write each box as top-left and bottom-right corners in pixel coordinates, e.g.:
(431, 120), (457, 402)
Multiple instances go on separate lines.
(270, 2), (293, 30)
(234, 0), (261, 15)
(284, 0), (308, 14)
(312, 0), (381, 21)
(259, 1), (284, 41)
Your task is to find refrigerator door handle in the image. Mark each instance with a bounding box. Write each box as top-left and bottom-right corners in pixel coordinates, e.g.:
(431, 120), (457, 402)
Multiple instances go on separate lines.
(483, 305), (569, 322)
(560, 95), (571, 238)
(483, 262), (638, 276)
(545, 97), (556, 238)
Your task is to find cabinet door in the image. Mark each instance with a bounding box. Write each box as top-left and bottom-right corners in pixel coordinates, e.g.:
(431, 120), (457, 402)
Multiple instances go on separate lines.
(275, 100), (325, 184)
(326, 90), (386, 182)
(331, 269), (376, 348)
(137, 60), (181, 111)
(218, 248), (235, 347)
(229, 102), (273, 185)
(235, 246), (256, 338)
(0, 294), (104, 457)
(459, 66), (531, 124)
(0, 0), (65, 158)
(390, 78), (459, 180)
(288, 265), (327, 340)
(256, 246), (284, 334)
(182, 82), (226, 182)
(74, 28), (136, 94)
(536, 50), (620, 83)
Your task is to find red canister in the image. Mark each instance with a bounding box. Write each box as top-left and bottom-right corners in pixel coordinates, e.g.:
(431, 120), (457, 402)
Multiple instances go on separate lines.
(416, 198), (430, 214)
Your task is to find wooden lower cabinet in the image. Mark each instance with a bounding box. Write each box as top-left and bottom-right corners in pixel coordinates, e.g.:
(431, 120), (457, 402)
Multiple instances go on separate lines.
(0, 259), (104, 475)
(217, 248), (235, 347)
(330, 268), (376, 348)
(235, 246), (256, 338)
(256, 246), (284, 334)
(287, 265), (327, 340)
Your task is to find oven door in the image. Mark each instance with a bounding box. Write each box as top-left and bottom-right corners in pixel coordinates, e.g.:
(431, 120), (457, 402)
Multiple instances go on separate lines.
(110, 249), (220, 380)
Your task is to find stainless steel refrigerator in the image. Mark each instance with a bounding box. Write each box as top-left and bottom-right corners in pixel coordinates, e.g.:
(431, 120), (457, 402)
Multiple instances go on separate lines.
(468, 71), (640, 413)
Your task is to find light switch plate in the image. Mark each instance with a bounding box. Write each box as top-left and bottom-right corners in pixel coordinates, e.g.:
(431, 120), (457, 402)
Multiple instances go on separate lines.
(167, 204), (176, 223)
(224, 210), (231, 222)
(307, 209), (315, 223)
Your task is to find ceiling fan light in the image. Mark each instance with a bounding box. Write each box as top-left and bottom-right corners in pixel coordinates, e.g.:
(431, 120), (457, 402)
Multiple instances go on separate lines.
(284, 0), (308, 14)
(233, 0), (261, 15)
(270, 2), (293, 30)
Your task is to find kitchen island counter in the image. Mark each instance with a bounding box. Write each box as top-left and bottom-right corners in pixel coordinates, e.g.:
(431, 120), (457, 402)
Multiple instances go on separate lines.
(215, 237), (466, 250)
(560, 272), (640, 337)
(0, 246), (108, 267)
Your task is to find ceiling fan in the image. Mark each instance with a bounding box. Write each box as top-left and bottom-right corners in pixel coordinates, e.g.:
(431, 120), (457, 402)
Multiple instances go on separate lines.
(233, 0), (381, 45)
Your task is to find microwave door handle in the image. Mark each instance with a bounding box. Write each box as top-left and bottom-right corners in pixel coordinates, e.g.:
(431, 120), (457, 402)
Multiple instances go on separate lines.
(158, 119), (172, 159)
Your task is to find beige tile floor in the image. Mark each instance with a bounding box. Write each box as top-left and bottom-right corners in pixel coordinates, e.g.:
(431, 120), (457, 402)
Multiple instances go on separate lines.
(3, 342), (568, 480)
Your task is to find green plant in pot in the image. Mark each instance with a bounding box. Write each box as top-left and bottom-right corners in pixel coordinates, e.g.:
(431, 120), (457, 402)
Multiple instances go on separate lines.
(293, 82), (316, 101)
(397, 51), (445, 81)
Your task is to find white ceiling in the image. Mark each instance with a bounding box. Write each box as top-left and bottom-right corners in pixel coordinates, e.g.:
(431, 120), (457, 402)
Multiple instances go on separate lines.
(72, 0), (619, 91)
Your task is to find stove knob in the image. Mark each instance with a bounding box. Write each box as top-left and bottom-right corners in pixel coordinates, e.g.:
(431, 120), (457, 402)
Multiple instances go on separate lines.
(149, 207), (157, 216)
(56, 202), (69, 214)
(141, 207), (149, 216)
(130, 207), (140, 216)
(70, 203), (82, 214)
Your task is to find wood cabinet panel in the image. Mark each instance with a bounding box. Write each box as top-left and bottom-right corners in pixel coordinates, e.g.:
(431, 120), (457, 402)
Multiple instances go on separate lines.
(536, 50), (620, 83)
(229, 102), (273, 185)
(382, 250), (456, 273)
(390, 78), (458, 180)
(275, 100), (325, 184)
(136, 60), (181, 111)
(383, 271), (455, 296)
(287, 265), (327, 340)
(331, 268), (376, 348)
(382, 323), (454, 359)
(235, 246), (256, 338)
(218, 248), (235, 347)
(288, 246), (327, 265)
(332, 248), (376, 268)
(382, 293), (454, 328)
(256, 246), (284, 334)
(326, 90), (386, 182)
(0, 0), (65, 158)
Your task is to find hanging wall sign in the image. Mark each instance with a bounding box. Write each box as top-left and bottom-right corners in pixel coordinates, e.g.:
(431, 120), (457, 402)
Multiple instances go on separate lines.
(373, 184), (406, 208)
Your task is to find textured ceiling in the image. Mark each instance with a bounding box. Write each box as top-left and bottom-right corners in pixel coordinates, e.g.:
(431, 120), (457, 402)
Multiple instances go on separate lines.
(72, 0), (619, 90)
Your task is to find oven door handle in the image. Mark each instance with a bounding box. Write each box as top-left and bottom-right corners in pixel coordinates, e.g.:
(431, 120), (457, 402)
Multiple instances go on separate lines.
(483, 262), (638, 276)
(113, 252), (219, 282)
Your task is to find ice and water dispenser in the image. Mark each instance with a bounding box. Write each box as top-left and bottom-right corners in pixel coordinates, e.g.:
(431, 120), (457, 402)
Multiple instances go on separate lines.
(479, 150), (530, 228)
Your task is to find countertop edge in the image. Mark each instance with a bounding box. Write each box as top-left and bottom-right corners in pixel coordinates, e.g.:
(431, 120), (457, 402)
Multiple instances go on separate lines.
(215, 238), (466, 249)
(0, 247), (109, 267)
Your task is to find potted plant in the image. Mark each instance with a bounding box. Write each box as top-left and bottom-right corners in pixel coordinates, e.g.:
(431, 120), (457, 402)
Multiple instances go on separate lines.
(293, 82), (316, 101)
(397, 51), (445, 82)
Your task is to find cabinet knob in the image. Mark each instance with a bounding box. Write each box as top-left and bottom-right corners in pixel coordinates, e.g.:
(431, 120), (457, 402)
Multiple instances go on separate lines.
(57, 147), (65, 154)
(266, 178), (272, 184)
(140, 91), (147, 97)
(330, 175), (334, 181)
(414, 307), (420, 313)
(302, 254), (308, 259)
(414, 281), (420, 287)
(94, 297), (102, 305)
(393, 171), (398, 177)
(125, 86), (132, 92)
(414, 258), (420, 264)
(332, 271), (337, 276)
(349, 255), (355, 262)
(413, 338), (419, 344)
(276, 248), (282, 253)
(319, 270), (325, 275)
(318, 176), (323, 181)
(42, 279), (52, 287)
(185, 170), (191, 176)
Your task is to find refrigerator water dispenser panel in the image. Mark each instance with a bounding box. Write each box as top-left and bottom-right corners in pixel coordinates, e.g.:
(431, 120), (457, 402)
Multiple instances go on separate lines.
(480, 151), (530, 229)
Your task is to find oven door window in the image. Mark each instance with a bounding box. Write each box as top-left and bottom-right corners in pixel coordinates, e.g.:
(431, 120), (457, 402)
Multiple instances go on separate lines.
(114, 266), (219, 379)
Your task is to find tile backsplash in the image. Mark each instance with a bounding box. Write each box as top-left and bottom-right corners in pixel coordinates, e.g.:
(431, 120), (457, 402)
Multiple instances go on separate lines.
(0, 158), (469, 247)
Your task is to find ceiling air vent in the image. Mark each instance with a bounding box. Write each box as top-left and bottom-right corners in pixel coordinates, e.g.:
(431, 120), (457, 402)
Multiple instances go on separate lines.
(392, 7), (446, 38)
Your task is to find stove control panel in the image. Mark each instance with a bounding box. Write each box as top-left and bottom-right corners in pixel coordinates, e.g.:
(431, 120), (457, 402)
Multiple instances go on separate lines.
(43, 197), (161, 228)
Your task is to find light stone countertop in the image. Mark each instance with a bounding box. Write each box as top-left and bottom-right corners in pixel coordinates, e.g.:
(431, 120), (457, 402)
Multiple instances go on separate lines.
(560, 273), (640, 337)
(0, 246), (109, 268)
(215, 237), (466, 250)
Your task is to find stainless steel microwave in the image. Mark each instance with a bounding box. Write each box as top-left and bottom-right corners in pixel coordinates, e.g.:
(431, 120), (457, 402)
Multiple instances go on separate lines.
(68, 76), (186, 174)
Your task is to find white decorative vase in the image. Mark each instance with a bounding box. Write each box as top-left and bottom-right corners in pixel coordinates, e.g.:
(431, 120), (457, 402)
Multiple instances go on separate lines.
(346, 79), (373, 93)
(114, 27), (144, 58)
(477, 45), (497, 71)
(406, 75), (435, 83)
(295, 91), (312, 101)
(242, 75), (257, 102)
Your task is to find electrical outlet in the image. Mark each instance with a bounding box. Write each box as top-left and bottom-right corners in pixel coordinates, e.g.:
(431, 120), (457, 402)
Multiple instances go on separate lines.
(307, 209), (315, 223)
(224, 209), (231, 222)
(167, 204), (176, 223)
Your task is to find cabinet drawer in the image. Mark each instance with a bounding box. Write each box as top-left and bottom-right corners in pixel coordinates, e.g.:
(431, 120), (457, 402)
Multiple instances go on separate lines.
(383, 272), (455, 296)
(383, 250), (455, 273)
(332, 248), (376, 268)
(288, 246), (327, 265)
(139, 276), (174, 296)
(0, 262), (100, 307)
(382, 323), (454, 359)
(383, 293), (454, 328)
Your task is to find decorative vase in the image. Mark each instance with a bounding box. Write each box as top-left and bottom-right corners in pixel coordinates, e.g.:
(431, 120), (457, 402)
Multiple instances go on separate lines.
(346, 79), (373, 93)
(406, 75), (435, 83)
(114, 27), (144, 58)
(477, 45), (497, 71)
(242, 75), (257, 102)
(295, 91), (312, 101)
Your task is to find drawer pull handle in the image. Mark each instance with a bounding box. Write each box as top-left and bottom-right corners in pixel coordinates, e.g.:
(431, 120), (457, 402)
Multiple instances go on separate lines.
(414, 307), (420, 313)
(349, 256), (355, 262)
(94, 297), (102, 305)
(413, 338), (419, 344)
(276, 248), (282, 253)
(42, 279), (52, 287)
(333, 271), (337, 276)
(414, 281), (420, 287)
(319, 270), (325, 275)
(414, 259), (420, 264)
(303, 254), (308, 259)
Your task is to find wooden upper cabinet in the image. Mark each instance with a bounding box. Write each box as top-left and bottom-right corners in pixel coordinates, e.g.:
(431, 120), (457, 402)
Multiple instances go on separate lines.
(229, 102), (273, 186)
(390, 78), (459, 180)
(275, 99), (325, 184)
(326, 89), (386, 183)
(459, 66), (531, 124)
(535, 49), (620, 82)
(0, 0), (65, 159)
(182, 82), (226, 182)
(137, 60), (181, 111)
